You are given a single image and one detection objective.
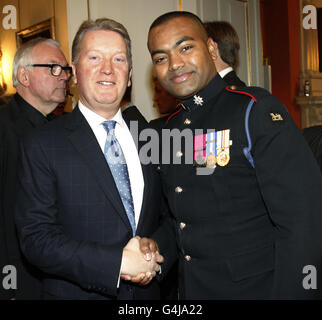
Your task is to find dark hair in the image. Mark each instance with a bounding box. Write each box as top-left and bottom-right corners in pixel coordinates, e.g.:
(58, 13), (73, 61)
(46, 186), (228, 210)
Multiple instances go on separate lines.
(149, 11), (207, 38)
(72, 18), (132, 68)
(204, 21), (240, 69)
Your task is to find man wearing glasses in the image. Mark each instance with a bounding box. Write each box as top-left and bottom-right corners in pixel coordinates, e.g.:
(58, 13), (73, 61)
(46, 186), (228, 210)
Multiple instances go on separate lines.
(0, 38), (70, 299)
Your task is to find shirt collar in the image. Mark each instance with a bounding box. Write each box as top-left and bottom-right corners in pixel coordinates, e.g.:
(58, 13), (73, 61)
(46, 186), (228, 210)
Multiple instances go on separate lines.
(180, 74), (227, 112)
(218, 66), (233, 78)
(78, 100), (125, 128)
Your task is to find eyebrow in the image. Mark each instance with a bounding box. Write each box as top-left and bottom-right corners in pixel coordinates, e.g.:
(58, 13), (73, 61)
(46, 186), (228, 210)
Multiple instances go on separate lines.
(151, 36), (195, 57)
(48, 60), (68, 66)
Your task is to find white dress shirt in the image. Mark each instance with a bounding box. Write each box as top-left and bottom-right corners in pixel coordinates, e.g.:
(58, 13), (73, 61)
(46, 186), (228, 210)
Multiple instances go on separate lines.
(79, 101), (144, 227)
(218, 66), (233, 79)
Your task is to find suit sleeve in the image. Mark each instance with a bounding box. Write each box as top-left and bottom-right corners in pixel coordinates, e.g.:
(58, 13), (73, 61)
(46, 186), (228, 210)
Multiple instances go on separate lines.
(14, 134), (123, 297)
(249, 95), (322, 299)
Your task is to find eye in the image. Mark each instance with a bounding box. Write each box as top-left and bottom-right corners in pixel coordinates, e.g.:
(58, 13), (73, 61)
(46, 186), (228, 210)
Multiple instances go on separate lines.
(181, 45), (193, 53)
(89, 55), (100, 62)
(153, 56), (167, 65)
(114, 56), (126, 63)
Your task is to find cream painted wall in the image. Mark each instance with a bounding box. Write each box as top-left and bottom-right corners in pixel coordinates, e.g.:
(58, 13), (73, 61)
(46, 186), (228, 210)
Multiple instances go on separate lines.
(0, 0), (70, 97)
(55, 0), (70, 62)
(200, 0), (264, 87)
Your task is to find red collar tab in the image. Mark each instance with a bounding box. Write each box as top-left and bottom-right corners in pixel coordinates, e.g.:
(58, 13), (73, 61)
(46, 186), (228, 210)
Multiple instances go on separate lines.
(166, 106), (183, 124)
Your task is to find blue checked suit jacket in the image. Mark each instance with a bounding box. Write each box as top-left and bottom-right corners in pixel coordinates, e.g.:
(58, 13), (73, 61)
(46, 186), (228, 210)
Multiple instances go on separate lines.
(15, 105), (162, 300)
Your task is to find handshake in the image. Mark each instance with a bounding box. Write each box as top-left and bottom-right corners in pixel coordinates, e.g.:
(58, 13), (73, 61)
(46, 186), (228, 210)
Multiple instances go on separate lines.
(120, 236), (164, 285)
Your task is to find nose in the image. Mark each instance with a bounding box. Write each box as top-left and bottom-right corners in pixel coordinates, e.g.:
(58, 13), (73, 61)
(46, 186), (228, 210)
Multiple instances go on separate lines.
(101, 58), (113, 74)
(169, 53), (184, 72)
(59, 69), (70, 81)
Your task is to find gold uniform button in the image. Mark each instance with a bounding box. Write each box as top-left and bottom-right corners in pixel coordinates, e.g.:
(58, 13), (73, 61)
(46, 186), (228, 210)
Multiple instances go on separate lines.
(184, 255), (191, 262)
(175, 186), (183, 193)
(176, 151), (183, 158)
(156, 165), (161, 171)
(184, 118), (191, 125)
(229, 85), (237, 90)
(179, 222), (186, 230)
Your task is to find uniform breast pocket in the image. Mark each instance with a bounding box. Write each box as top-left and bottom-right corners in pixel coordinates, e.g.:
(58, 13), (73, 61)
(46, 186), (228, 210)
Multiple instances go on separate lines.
(227, 243), (275, 282)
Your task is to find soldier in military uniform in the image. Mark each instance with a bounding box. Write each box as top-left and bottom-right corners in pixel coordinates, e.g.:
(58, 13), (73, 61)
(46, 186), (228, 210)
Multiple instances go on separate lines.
(136, 11), (322, 299)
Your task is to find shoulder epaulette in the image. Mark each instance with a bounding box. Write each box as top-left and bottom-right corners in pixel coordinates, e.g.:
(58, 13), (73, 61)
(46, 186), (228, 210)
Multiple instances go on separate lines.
(225, 85), (271, 103)
(225, 85), (258, 102)
(166, 106), (183, 124)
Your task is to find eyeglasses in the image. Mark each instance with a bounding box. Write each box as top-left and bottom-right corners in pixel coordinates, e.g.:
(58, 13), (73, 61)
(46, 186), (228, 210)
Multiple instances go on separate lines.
(28, 64), (72, 77)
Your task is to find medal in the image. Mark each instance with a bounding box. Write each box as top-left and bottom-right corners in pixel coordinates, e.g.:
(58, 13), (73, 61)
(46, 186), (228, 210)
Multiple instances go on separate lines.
(217, 150), (230, 166)
(205, 131), (217, 168)
(206, 153), (217, 168)
(216, 130), (231, 166)
(194, 129), (232, 169)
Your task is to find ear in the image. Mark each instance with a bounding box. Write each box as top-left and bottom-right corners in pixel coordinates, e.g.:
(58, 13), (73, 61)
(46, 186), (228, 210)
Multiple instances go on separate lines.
(127, 68), (132, 87)
(207, 38), (218, 61)
(72, 63), (78, 84)
(17, 66), (30, 87)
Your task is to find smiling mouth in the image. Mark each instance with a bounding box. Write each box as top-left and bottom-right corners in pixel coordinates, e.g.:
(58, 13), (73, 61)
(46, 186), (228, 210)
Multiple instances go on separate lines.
(171, 72), (193, 84)
(97, 81), (116, 86)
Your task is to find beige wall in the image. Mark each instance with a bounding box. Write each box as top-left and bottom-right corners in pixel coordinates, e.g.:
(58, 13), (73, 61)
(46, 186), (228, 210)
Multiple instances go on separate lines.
(0, 0), (70, 97)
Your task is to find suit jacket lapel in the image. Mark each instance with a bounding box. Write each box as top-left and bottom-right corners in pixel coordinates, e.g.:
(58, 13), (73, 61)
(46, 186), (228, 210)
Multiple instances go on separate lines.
(65, 106), (132, 230)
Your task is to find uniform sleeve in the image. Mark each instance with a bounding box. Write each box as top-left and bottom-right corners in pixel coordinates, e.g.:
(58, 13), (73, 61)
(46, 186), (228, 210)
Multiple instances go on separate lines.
(249, 95), (322, 299)
(14, 134), (123, 297)
(151, 189), (178, 280)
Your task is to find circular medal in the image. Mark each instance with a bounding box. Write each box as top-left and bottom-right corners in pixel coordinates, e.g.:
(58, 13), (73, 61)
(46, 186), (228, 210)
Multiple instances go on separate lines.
(206, 154), (217, 168)
(217, 150), (230, 166)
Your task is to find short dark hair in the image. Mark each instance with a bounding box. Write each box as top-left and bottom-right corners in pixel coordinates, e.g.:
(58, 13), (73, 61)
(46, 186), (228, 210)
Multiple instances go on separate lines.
(72, 18), (132, 68)
(204, 21), (240, 69)
(149, 11), (207, 38)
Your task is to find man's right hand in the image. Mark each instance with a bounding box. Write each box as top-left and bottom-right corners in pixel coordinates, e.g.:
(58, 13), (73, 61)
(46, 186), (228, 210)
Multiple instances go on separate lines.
(120, 236), (161, 278)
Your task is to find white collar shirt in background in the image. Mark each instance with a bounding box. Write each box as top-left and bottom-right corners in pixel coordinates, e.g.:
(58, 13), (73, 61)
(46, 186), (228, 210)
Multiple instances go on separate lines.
(219, 66), (233, 79)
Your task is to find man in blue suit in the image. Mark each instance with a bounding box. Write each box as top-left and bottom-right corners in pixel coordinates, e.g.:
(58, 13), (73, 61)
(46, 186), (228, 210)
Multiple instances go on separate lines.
(15, 18), (163, 300)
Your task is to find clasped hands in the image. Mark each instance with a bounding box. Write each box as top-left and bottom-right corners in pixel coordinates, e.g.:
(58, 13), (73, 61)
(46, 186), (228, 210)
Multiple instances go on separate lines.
(120, 236), (163, 285)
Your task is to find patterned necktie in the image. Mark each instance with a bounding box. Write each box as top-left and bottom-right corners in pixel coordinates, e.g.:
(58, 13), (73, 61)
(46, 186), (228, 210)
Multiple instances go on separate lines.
(102, 120), (136, 236)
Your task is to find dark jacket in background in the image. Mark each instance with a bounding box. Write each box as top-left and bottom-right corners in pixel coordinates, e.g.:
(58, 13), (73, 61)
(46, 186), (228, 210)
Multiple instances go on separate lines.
(222, 70), (246, 87)
(303, 125), (322, 171)
(0, 94), (46, 299)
